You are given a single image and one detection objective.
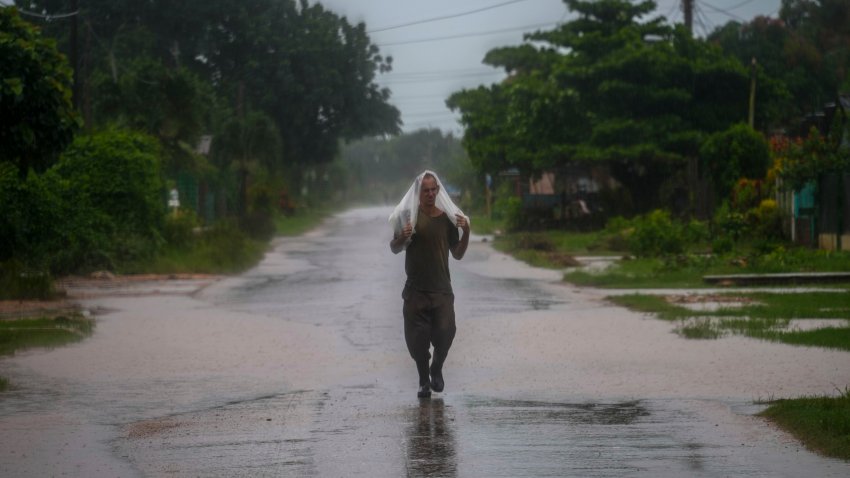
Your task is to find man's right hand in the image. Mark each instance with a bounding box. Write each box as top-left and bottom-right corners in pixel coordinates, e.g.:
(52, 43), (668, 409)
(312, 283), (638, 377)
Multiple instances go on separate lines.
(390, 222), (413, 254)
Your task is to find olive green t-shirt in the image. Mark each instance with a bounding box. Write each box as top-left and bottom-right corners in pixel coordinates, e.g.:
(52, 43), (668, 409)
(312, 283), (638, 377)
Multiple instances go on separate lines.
(404, 211), (459, 293)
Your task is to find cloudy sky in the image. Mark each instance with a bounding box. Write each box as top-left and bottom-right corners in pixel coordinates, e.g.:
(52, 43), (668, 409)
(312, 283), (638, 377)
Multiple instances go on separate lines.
(318, 0), (783, 135)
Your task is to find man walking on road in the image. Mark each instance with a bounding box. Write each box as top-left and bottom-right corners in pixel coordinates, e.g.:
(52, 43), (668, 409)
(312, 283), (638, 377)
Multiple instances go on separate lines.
(390, 171), (470, 398)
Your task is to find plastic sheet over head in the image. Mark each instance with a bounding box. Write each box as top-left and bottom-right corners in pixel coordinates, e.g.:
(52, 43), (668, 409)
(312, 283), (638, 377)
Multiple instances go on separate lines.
(388, 170), (469, 250)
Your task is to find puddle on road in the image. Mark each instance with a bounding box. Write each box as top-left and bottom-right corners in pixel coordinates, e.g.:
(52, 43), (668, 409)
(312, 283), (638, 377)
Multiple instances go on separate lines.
(466, 398), (650, 426)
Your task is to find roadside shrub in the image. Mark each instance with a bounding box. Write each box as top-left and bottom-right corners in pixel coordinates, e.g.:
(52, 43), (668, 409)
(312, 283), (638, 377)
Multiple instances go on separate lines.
(162, 209), (199, 249)
(493, 195), (523, 231)
(749, 199), (783, 239)
(596, 216), (632, 252)
(202, 220), (264, 271)
(713, 201), (749, 241)
(628, 210), (686, 257)
(54, 129), (165, 237)
(700, 123), (771, 199)
(0, 260), (55, 300)
(0, 162), (113, 273)
(50, 129), (167, 268)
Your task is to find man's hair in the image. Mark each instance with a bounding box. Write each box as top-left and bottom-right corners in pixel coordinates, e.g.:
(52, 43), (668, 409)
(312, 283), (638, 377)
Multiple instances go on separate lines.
(422, 172), (436, 181)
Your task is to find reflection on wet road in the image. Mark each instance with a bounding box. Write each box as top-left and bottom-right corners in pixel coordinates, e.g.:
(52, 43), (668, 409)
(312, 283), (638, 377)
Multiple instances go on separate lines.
(2, 207), (850, 477)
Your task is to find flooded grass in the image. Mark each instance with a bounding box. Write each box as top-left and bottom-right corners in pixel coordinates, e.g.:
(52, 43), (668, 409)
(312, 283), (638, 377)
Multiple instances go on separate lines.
(0, 313), (95, 356)
(0, 312), (95, 390)
(608, 292), (850, 351)
(275, 207), (334, 236)
(759, 388), (850, 461)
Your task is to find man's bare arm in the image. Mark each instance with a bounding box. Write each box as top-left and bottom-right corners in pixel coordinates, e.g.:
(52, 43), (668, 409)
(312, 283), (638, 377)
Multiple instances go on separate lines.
(451, 215), (470, 260)
(390, 222), (413, 254)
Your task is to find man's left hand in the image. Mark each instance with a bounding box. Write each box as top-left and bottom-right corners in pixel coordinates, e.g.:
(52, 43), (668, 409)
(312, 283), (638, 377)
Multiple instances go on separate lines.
(455, 214), (469, 232)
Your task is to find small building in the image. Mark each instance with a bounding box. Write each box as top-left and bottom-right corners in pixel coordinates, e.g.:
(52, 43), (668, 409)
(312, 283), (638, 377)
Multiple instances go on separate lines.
(783, 94), (850, 251)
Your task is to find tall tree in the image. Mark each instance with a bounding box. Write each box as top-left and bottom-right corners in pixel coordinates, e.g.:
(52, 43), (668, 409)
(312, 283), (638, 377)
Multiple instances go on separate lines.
(449, 0), (749, 212)
(0, 7), (80, 175)
(18, 0), (401, 167)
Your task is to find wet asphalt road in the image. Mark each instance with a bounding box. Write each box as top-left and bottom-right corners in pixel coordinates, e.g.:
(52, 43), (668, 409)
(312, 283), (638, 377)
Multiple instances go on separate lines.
(2, 206), (850, 477)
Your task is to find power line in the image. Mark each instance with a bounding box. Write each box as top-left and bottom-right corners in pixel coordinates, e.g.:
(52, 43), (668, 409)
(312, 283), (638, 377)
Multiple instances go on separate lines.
(700, 0), (746, 22)
(368, 0), (533, 34)
(10, 6), (79, 19)
(724, 0), (758, 11)
(376, 21), (558, 47)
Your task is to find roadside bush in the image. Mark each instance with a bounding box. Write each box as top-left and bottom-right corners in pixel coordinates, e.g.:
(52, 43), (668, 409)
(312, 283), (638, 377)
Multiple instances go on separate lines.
(713, 201), (749, 241)
(51, 129), (167, 267)
(0, 162), (113, 273)
(493, 195), (523, 231)
(596, 216), (632, 252)
(162, 209), (199, 249)
(628, 210), (687, 257)
(201, 220), (264, 271)
(54, 129), (165, 236)
(0, 260), (55, 300)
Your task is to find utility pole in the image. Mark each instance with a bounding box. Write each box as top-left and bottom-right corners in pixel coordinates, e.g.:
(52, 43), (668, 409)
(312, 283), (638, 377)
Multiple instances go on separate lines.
(748, 57), (757, 128)
(70, 0), (79, 110)
(682, 0), (693, 35)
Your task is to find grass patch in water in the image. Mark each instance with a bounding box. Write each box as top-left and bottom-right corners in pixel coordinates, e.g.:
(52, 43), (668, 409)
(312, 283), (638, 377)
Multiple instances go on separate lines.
(564, 258), (710, 288)
(0, 313), (95, 357)
(759, 389), (850, 461)
(0, 312), (95, 390)
(608, 291), (850, 350)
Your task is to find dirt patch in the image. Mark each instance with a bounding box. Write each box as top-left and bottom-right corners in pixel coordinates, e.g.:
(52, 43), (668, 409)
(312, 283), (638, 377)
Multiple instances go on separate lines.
(126, 418), (183, 439)
(0, 300), (79, 320)
(546, 252), (583, 268)
(57, 273), (221, 288)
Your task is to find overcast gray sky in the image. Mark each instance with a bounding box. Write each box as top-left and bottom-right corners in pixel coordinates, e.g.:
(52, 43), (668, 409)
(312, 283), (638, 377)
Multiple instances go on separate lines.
(318, 0), (783, 135)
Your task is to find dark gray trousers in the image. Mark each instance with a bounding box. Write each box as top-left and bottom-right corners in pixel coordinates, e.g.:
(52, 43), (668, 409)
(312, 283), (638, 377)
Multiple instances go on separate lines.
(402, 286), (457, 386)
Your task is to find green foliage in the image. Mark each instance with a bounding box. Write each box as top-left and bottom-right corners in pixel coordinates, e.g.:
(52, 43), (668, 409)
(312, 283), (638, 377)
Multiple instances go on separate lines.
(54, 129), (165, 240)
(91, 56), (215, 165)
(130, 219), (265, 274)
(0, 7), (80, 174)
(0, 312), (95, 357)
(760, 388), (850, 461)
(449, 0), (749, 211)
(0, 129), (167, 273)
(699, 124), (771, 199)
(602, 210), (708, 258)
(777, 127), (850, 190)
(493, 195), (523, 231)
(609, 291), (850, 351)
(0, 260), (55, 300)
(162, 210), (200, 250)
(0, 160), (111, 272)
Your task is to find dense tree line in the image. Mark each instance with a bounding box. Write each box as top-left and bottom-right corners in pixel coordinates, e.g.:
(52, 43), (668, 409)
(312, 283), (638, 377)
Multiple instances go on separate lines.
(447, 0), (847, 215)
(1, 2), (399, 275)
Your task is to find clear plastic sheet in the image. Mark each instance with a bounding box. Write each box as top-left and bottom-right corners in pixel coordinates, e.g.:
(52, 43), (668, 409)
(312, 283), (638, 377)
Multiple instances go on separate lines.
(388, 170), (469, 250)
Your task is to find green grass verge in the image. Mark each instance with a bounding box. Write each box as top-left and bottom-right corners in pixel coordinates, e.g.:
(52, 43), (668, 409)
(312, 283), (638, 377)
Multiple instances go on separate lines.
(0, 312), (96, 390)
(608, 291), (850, 350)
(564, 259), (710, 288)
(489, 229), (850, 289)
(759, 389), (850, 461)
(469, 215), (504, 235)
(0, 313), (95, 356)
(275, 207), (334, 237)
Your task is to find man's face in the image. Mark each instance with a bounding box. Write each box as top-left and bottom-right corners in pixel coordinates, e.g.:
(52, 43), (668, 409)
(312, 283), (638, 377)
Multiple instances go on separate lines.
(419, 176), (439, 208)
